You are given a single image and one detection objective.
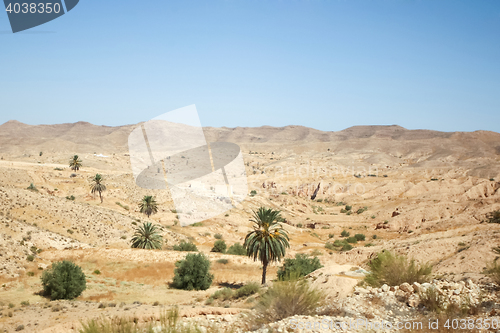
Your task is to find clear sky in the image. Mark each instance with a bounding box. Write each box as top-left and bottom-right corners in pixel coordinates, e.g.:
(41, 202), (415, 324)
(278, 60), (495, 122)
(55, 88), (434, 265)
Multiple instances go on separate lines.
(0, 0), (499, 132)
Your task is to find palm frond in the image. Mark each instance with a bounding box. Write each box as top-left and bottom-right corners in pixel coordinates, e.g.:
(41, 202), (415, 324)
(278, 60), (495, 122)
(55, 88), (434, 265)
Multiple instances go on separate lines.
(139, 195), (159, 218)
(130, 222), (163, 249)
(244, 207), (290, 284)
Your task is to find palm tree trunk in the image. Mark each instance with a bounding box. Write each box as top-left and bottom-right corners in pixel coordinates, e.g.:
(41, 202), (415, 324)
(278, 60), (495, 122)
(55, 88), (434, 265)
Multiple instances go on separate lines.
(99, 191), (103, 203)
(262, 260), (268, 285)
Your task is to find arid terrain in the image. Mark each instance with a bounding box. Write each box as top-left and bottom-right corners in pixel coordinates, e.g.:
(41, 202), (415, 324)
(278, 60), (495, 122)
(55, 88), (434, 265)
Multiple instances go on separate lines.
(1, 120), (500, 332)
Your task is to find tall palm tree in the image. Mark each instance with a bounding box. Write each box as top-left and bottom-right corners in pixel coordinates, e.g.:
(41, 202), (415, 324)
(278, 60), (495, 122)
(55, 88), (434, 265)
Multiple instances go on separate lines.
(130, 222), (163, 249)
(244, 207), (290, 284)
(69, 155), (82, 172)
(139, 195), (158, 218)
(90, 174), (106, 203)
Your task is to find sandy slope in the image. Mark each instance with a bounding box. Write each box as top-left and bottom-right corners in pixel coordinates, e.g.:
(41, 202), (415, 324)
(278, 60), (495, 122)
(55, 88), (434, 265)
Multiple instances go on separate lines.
(0, 120), (499, 331)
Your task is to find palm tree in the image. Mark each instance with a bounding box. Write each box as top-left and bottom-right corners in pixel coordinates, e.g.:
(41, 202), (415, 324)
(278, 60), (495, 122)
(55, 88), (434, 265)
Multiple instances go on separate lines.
(244, 207), (290, 284)
(69, 155), (82, 172)
(139, 195), (158, 218)
(130, 222), (163, 249)
(90, 174), (106, 203)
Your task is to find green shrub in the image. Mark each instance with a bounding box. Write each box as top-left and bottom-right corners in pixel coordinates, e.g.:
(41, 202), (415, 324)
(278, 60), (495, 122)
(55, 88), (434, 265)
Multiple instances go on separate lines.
(372, 234), (377, 239)
(345, 205), (352, 211)
(340, 209), (347, 213)
(255, 280), (324, 324)
(356, 207), (368, 214)
(296, 223), (303, 228)
(250, 190), (257, 197)
(487, 210), (500, 224)
(41, 260), (86, 300)
(328, 233), (334, 239)
(214, 233), (223, 239)
(20, 300), (29, 306)
(216, 259), (229, 265)
(325, 242), (335, 251)
(115, 202), (129, 210)
(346, 237), (357, 244)
(211, 240), (227, 253)
(26, 272), (35, 277)
(173, 240), (198, 252)
(340, 230), (350, 237)
(226, 243), (246, 256)
(27, 183), (38, 192)
(333, 239), (344, 246)
(235, 282), (260, 298)
(212, 287), (234, 301)
(93, 269), (101, 275)
(342, 244), (353, 251)
(354, 233), (366, 241)
(277, 254), (323, 281)
(66, 195), (76, 201)
(364, 251), (432, 287)
(26, 255), (34, 262)
(364, 243), (375, 247)
(172, 253), (213, 290)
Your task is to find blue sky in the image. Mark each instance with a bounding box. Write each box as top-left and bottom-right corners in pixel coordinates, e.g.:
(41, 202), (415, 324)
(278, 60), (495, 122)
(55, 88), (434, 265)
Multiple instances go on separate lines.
(0, 0), (499, 132)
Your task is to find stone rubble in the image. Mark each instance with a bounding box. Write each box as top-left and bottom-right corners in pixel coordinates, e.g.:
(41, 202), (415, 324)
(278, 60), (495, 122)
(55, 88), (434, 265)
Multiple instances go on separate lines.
(175, 279), (500, 333)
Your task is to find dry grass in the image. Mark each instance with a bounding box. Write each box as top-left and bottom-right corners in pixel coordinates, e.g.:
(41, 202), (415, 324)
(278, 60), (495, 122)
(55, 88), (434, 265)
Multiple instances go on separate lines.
(78, 307), (237, 333)
(101, 263), (176, 286)
(212, 262), (275, 285)
(83, 291), (116, 302)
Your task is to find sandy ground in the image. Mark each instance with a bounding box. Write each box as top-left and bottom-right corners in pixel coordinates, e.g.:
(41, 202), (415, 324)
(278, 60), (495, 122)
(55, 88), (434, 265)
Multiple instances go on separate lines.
(1, 121), (500, 331)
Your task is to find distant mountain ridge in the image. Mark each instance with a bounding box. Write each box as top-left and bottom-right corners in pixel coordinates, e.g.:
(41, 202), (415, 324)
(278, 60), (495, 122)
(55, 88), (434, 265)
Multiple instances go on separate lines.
(0, 120), (499, 164)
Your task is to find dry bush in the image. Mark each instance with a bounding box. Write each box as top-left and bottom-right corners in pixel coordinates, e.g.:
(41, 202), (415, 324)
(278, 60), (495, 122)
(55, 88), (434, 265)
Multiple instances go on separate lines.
(419, 287), (483, 317)
(485, 260), (500, 286)
(253, 279), (325, 325)
(419, 287), (446, 313)
(364, 250), (432, 287)
(211, 288), (234, 301)
(235, 282), (260, 298)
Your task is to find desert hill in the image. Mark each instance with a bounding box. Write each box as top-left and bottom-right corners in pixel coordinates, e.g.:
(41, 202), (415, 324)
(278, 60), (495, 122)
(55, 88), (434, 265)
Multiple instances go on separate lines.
(0, 120), (500, 332)
(1, 120), (499, 161)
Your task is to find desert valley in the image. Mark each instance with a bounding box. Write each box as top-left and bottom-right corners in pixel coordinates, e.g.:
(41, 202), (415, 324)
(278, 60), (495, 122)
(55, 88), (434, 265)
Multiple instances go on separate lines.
(0, 119), (500, 332)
